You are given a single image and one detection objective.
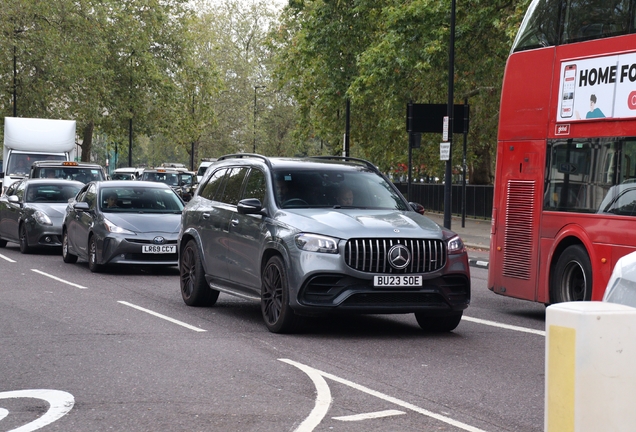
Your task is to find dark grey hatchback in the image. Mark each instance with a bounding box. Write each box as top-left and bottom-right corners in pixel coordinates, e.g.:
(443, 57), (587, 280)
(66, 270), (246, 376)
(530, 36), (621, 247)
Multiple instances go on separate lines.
(179, 155), (470, 333)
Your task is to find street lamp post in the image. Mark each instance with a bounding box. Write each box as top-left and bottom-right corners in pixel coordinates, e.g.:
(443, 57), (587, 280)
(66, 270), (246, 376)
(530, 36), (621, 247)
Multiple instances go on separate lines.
(253, 85), (265, 153)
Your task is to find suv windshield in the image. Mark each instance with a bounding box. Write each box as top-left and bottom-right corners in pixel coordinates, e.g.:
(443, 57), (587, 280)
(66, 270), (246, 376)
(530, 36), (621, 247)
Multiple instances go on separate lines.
(141, 171), (180, 186)
(272, 167), (409, 210)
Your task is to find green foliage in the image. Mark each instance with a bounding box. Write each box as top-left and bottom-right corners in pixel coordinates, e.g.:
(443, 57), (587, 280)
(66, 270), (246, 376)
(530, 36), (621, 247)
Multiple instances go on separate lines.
(273, 0), (529, 183)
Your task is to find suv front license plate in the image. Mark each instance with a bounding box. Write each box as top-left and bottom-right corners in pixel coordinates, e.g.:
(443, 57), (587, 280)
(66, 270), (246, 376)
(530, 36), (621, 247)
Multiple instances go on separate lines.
(373, 275), (422, 287)
(142, 245), (176, 254)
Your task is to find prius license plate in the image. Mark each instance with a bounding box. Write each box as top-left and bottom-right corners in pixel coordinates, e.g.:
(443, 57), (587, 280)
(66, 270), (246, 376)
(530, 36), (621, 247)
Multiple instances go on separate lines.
(142, 245), (176, 254)
(373, 275), (422, 287)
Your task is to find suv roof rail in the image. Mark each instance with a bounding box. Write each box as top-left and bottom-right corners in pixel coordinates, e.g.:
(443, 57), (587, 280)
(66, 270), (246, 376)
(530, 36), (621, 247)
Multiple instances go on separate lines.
(308, 156), (379, 172)
(217, 153), (272, 169)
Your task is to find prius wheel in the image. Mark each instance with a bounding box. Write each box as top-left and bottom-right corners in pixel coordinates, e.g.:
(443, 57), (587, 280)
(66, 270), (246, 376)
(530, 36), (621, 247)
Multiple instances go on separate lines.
(550, 245), (592, 303)
(180, 239), (219, 306)
(62, 230), (77, 264)
(88, 236), (103, 273)
(19, 224), (31, 254)
(261, 255), (299, 334)
(415, 311), (463, 332)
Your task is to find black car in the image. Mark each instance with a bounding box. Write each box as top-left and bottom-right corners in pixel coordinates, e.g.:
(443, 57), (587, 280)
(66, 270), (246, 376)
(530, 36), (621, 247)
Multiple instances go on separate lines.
(62, 181), (184, 272)
(178, 154), (471, 333)
(0, 178), (84, 253)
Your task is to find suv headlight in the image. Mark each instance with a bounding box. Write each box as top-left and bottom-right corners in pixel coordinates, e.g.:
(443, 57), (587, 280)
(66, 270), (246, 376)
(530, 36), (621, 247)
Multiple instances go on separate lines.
(33, 210), (52, 226)
(103, 218), (136, 235)
(447, 235), (465, 254)
(295, 233), (339, 254)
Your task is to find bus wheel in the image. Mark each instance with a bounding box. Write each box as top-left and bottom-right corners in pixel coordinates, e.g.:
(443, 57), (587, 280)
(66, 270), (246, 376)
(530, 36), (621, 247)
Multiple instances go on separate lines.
(550, 245), (592, 303)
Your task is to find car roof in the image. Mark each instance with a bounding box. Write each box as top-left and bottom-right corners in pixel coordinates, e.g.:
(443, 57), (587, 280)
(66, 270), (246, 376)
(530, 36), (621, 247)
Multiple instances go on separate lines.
(96, 180), (173, 189)
(31, 161), (102, 167)
(23, 178), (85, 186)
(212, 154), (380, 173)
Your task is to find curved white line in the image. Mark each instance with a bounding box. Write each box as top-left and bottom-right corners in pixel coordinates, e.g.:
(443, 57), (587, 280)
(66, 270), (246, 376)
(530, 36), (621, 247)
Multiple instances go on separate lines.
(0, 389), (74, 432)
(281, 359), (487, 432)
(0, 408), (8, 421)
(279, 359), (332, 432)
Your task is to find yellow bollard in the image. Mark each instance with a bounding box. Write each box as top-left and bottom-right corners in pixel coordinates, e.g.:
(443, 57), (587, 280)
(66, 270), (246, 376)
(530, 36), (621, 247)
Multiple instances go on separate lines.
(545, 302), (636, 432)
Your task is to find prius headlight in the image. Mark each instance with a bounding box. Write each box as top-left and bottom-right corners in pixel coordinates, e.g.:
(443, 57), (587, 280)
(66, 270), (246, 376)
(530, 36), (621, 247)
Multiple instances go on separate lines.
(103, 218), (136, 235)
(295, 233), (339, 254)
(33, 210), (52, 226)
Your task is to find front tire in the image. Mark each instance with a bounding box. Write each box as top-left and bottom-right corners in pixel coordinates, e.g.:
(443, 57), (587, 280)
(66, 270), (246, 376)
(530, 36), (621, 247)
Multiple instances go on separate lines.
(19, 224), (31, 254)
(62, 230), (78, 263)
(261, 255), (298, 334)
(415, 311), (463, 332)
(88, 236), (103, 273)
(0, 238), (7, 248)
(550, 244), (592, 303)
(180, 239), (219, 306)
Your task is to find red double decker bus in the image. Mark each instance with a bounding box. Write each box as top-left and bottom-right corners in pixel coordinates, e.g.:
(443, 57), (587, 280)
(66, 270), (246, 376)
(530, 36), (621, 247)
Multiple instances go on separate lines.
(488, 0), (636, 303)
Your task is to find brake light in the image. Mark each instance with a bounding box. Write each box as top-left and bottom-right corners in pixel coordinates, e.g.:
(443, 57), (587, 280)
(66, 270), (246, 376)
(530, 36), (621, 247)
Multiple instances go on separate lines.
(62, 162), (78, 166)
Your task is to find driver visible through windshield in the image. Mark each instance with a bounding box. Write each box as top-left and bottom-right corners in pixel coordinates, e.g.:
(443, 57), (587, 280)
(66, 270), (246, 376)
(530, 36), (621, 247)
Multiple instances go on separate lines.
(272, 168), (408, 211)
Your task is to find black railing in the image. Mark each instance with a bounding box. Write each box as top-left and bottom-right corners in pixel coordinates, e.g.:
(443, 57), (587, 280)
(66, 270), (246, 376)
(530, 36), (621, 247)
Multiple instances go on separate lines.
(394, 183), (493, 219)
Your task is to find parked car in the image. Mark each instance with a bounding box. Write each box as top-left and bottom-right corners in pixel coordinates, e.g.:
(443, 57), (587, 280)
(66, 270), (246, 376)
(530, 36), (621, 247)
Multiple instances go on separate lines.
(29, 160), (108, 183)
(62, 181), (184, 272)
(178, 154), (471, 333)
(0, 178), (83, 253)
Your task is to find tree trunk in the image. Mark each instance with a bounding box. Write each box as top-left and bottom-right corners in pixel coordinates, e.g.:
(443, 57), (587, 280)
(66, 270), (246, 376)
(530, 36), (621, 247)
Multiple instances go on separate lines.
(81, 121), (94, 162)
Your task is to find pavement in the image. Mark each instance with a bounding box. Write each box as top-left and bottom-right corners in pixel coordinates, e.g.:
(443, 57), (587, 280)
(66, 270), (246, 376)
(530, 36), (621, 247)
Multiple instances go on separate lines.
(424, 212), (491, 269)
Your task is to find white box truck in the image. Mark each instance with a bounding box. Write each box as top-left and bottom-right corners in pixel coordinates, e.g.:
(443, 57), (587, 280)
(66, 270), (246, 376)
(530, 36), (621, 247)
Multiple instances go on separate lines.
(1, 117), (77, 192)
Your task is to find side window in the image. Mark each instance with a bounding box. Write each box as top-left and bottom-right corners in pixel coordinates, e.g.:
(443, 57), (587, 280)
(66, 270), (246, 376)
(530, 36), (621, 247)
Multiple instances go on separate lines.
(243, 169), (266, 203)
(5, 181), (19, 197)
(83, 184), (97, 208)
(14, 181), (26, 200)
(221, 167), (249, 205)
(200, 168), (227, 201)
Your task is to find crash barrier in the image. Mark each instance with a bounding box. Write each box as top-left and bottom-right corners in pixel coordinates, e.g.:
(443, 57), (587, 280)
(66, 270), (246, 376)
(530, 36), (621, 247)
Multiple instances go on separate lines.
(545, 302), (636, 431)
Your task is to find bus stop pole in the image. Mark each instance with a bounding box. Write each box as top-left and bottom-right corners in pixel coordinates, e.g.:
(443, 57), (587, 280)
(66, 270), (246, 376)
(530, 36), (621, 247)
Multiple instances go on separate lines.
(444, 0), (456, 230)
(462, 98), (468, 228)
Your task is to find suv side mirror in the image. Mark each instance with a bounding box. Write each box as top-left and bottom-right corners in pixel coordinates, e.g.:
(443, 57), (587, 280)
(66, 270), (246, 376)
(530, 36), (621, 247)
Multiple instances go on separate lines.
(73, 201), (91, 212)
(237, 198), (266, 216)
(409, 202), (425, 215)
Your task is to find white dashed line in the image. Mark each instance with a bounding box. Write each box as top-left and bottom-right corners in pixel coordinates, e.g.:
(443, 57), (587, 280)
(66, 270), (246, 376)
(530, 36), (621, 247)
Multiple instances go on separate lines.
(118, 301), (207, 332)
(31, 269), (87, 289)
(0, 254), (16, 263)
(462, 315), (545, 336)
(333, 409), (405, 421)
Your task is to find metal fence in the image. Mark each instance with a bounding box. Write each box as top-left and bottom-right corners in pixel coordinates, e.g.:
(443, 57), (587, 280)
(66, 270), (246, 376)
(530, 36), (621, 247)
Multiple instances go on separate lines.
(394, 183), (493, 219)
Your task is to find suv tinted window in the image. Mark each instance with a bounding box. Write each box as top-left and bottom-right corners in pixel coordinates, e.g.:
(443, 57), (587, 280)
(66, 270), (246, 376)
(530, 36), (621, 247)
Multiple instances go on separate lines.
(221, 167), (248, 205)
(243, 169), (266, 203)
(200, 168), (227, 200)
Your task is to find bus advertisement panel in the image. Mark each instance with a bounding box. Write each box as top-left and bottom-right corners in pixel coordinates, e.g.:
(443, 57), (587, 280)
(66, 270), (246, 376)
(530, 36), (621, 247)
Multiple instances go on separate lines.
(488, 0), (636, 305)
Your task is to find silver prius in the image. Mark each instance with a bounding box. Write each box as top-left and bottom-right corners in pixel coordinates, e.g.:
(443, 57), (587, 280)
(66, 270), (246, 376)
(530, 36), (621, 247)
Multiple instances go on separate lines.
(62, 180), (183, 272)
(0, 178), (84, 253)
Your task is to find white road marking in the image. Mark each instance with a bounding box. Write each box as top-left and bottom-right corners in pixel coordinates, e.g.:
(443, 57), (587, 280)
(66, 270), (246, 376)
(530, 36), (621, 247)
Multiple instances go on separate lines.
(281, 359), (487, 432)
(118, 301), (207, 332)
(30, 269), (87, 289)
(462, 316), (545, 336)
(0, 408), (7, 421)
(0, 389), (74, 432)
(0, 254), (16, 263)
(333, 409), (405, 421)
(279, 359), (332, 432)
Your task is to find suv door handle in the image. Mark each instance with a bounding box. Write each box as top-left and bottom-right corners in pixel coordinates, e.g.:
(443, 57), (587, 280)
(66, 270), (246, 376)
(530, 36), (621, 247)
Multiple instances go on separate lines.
(231, 218), (239, 226)
(202, 213), (210, 219)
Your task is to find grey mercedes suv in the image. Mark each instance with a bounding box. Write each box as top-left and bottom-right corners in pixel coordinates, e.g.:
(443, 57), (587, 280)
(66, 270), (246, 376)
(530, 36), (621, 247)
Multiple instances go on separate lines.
(178, 154), (470, 333)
